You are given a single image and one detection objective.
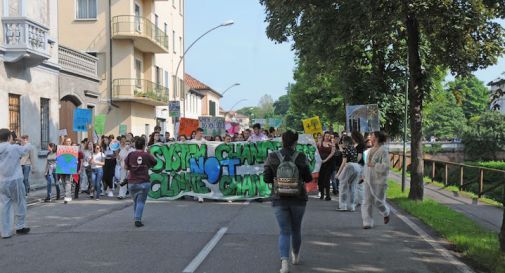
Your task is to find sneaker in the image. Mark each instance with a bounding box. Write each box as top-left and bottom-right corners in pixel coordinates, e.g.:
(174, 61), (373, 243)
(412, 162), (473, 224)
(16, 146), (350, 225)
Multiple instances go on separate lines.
(291, 251), (300, 265)
(95, 198), (100, 201)
(107, 191), (114, 198)
(325, 197), (331, 201)
(44, 197), (50, 202)
(16, 228), (30, 235)
(363, 226), (372, 229)
(336, 208), (348, 212)
(198, 197), (204, 203)
(64, 197), (72, 204)
(2, 235), (12, 239)
(384, 216), (390, 224)
(280, 259), (289, 273)
(134, 221), (144, 227)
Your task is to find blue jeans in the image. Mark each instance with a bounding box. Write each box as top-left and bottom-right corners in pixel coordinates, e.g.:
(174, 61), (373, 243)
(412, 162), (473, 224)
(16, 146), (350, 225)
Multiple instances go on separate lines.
(330, 170), (338, 193)
(129, 182), (150, 221)
(46, 172), (60, 199)
(21, 165), (31, 194)
(273, 204), (306, 260)
(92, 168), (104, 199)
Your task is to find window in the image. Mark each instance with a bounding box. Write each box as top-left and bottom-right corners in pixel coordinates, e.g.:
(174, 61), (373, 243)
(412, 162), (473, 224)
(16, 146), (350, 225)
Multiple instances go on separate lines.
(155, 14), (159, 39)
(172, 30), (176, 53)
(172, 75), (178, 97)
(135, 59), (142, 87)
(164, 23), (168, 35)
(164, 71), (169, 96)
(155, 66), (161, 87)
(76, 0), (97, 20)
(40, 98), (50, 149)
(9, 94), (21, 137)
(134, 4), (141, 31)
(209, 100), (216, 117)
(179, 36), (182, 55)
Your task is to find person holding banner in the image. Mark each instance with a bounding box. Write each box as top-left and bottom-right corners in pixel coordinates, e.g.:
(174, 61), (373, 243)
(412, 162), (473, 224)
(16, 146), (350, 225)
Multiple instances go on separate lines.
(59, 137), (77, 204)
(0, 128), (32, 238)
(264, 130), (313, 273)
(248, 123), (268, 142)
(188, 128), (206, 203)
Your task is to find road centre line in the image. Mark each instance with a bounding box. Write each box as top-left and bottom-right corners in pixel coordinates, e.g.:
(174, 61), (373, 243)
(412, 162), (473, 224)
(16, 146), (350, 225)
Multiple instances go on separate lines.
(390, 207), (475, 273)
(183, 227), (229, 273)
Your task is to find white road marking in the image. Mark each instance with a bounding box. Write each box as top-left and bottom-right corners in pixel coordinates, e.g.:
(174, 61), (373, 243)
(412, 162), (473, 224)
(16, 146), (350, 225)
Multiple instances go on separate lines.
(390, 207), (475, 273)
(183, 227), (228, 273)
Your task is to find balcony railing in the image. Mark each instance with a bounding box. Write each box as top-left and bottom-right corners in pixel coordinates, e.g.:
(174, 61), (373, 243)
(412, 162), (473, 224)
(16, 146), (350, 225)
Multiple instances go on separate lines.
(58, 45), (98, 80)
(2, 17), (50, 63)
(113, 78), (169, 106)
(111, 15), (169, 53)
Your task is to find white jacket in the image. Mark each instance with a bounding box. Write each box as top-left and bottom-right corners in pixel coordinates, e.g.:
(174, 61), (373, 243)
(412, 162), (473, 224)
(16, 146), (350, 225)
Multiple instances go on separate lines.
(363, 145), (389, 185)
(0, 142), (31, 182)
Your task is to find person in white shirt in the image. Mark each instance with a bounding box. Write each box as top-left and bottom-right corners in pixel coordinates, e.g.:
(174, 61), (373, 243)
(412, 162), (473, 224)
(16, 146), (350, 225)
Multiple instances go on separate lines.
(117, 137), (132, 199)
(188, 128), (206, 203)
(19, 135), (34, 195)
(248, 123), (269, 143)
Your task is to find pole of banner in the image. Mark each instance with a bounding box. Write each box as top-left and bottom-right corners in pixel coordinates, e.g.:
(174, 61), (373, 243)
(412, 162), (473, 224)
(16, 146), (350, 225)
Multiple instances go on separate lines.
(401, 52), (409, 193)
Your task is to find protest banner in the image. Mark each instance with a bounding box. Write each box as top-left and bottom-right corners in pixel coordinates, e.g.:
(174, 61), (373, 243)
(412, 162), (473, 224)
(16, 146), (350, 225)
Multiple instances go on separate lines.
(94, 114), (106, 135)
(267, 118), (282, 128)
(345, 104), (380, 133)
(225, 121), (241, 134)
(178, 118), (199, 137)
(58, 129), (68, 137)
(73, 109), (92, 132)
(148, 134), (321, 201)
(119, 124), (127, 136)
(302, 116), (323, 139)
(199, 116), (225, 136)
(168, 101), (181, 117)
(55, 145), (79, 174)
(253, 119), (267, 126)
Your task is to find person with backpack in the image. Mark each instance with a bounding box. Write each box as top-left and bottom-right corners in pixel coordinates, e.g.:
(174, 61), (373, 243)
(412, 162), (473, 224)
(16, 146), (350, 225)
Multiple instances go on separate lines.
(264, 130), (313, 273)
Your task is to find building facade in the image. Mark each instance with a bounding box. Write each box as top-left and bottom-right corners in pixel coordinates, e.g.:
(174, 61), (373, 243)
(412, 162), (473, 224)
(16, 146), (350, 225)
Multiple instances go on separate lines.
(488, 75), (505, 114)
(184, 73), (222, 117)
(58, 0), (184, 137)
(0, 0), (60, 186)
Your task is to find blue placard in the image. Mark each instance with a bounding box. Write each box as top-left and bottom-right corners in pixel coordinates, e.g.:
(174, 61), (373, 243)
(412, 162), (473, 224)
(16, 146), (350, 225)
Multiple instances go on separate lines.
(73, 109), (92, 132)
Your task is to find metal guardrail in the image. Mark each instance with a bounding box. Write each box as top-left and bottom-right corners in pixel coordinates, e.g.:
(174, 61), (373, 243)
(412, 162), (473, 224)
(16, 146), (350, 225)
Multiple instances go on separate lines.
(112, 78), (169, 104)
(389, 152), (505, 201)
(111, 15), (169, 50)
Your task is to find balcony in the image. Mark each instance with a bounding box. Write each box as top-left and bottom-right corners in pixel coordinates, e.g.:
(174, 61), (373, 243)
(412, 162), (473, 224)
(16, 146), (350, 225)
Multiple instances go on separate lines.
(1, 17), (50, 64)
(112, 78), (169, 106)
(111, 16), (168, 53)
(58, 45), (98, 80)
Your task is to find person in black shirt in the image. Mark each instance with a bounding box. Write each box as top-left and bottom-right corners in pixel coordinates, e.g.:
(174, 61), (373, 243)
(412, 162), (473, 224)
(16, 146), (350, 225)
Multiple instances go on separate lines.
(352, 131), (366, 206)
(264, 131), (313, 273)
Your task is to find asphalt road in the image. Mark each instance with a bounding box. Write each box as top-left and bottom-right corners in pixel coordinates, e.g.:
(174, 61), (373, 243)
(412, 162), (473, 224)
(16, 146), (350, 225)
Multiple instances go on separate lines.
(0, 195), (473, 273)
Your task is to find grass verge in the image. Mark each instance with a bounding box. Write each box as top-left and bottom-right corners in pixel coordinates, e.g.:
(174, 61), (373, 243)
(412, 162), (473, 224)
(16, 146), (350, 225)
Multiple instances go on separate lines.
(387, 180), (505, 273)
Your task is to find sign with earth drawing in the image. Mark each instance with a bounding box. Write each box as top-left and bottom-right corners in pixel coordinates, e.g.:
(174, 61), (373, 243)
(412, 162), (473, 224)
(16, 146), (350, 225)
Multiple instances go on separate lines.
(55, 146), (79, 175)
(147, 134), (322, 201)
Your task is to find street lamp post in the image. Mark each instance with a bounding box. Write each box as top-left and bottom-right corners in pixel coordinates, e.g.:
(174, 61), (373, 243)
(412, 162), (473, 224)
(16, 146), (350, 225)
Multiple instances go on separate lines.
(170, 20), (234, 136)
(221, 83), (240, 96)
(229, 99), (247, 112)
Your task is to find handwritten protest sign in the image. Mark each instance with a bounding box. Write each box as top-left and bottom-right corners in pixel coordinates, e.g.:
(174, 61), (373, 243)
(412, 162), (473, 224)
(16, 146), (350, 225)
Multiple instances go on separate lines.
(94, 114), (106, 135)
(56, 146), (79, 174)
(119, 124), (127, 136)
(225, 122), (240, 134)
(268, 118), (282, 128)
(178, 118), (199, 138)
(302, 116), (323, 139)
(73, 109), (92, 132)
(199, 116), (225, 136)
(148, 134), (321, 201)
(346, 104), (380, 133)
(168, 101), (180, 117)
(253, 119), (267, 126)
(58, 129), (68, 137)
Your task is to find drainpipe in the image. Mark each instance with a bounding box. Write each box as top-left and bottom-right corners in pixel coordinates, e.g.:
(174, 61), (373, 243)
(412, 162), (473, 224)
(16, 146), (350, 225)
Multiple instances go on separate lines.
(108, 0), (119, 111)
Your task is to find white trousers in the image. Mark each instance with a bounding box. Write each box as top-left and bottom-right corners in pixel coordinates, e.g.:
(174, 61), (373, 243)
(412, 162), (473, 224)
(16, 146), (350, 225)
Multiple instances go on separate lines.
(0, 178), (26, 237)
(361, 182), (390, 227)
(117, 167), (128, 198)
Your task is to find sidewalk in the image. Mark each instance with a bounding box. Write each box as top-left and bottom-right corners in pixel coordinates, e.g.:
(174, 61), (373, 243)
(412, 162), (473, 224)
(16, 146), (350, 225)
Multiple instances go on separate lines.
(389, 171), (503, 232)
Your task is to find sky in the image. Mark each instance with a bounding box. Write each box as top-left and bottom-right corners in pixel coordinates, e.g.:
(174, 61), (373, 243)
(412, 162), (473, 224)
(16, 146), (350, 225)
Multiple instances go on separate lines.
(184, 1), (505, 110)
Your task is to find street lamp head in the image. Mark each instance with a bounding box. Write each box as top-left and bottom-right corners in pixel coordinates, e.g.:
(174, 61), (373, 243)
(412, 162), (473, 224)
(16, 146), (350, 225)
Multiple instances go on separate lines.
(233, 83), (240, 86)
(221, 20), (235, 26)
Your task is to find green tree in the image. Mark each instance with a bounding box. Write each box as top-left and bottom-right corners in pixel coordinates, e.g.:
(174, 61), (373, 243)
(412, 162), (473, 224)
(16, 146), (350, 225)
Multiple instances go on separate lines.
(423, 89), (467, 140)
(258, 95), (275, 118)
(273, 94), (290, 116)
(463, 111), (505, 160)
(260, 0), (505, 201)
(447, 75), (490, 119)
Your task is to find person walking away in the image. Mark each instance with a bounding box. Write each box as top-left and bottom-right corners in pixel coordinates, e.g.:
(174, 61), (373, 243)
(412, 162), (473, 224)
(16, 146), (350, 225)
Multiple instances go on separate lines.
(19, 135), (34, 195)
(335, 135), (360, 211)
(124, 137), (156, 227)
(44, 143), (60, 202)
(351, 131), (366, 206)
(362, 131), (391, 229)
(264, 130), (313, 273)
(317, 132), (336, 200)
(117, 137), (132, 199)
(103, 138), (117, 197)
(90, 144), (105, 200)
(0, 129), (32, 238)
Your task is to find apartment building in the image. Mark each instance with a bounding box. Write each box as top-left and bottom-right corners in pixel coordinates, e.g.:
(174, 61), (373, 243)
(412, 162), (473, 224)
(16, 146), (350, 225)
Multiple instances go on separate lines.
(184, 73), (222, 117)
(58, 0), (184, 137)
(488, 75), (505, 114)
(0, 0), (60, 185)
